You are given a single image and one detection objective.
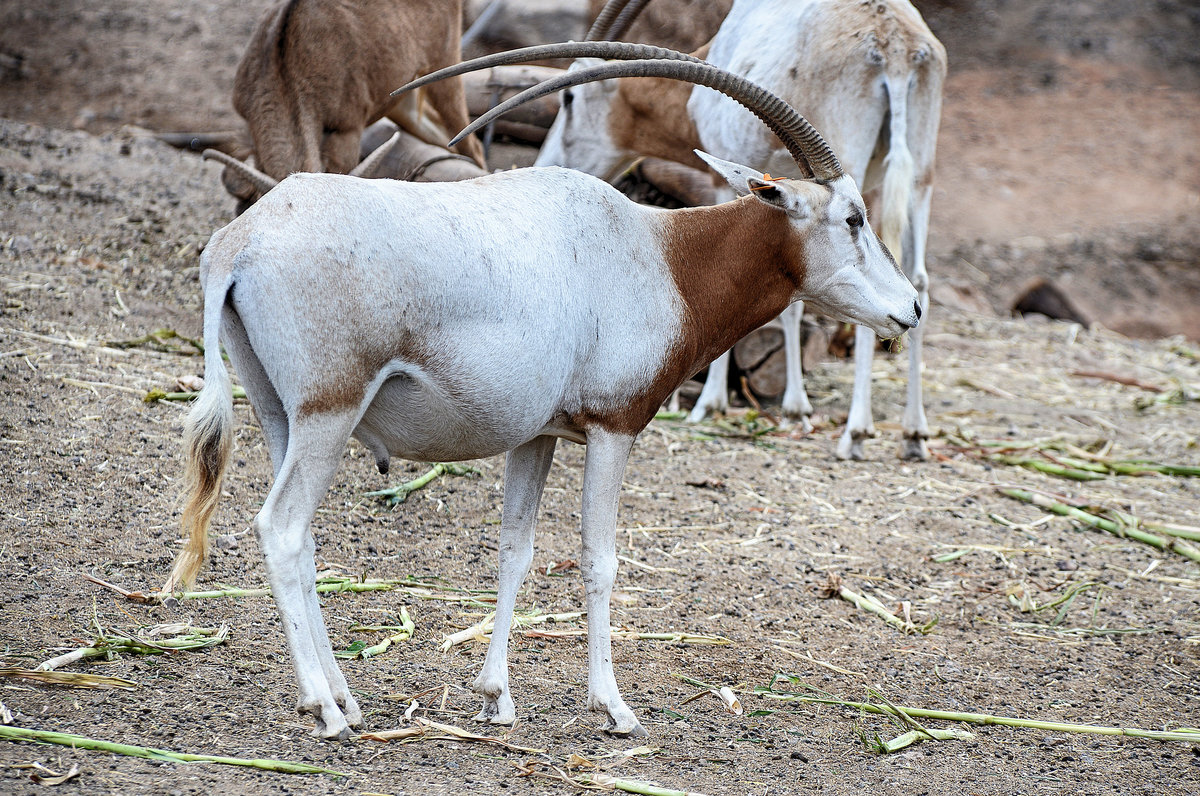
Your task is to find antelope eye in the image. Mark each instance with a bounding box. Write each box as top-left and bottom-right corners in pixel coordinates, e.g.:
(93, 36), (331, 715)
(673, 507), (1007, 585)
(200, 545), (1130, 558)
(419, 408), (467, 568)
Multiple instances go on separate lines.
(562, 90), (574, 109)
(847, 212), (864, 229)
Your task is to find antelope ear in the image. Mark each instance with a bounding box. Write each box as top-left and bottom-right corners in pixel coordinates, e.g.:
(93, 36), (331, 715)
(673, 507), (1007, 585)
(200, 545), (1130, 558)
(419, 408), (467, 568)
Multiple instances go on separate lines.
(694, 150), (765, 197)
(745, 176), (787, 208)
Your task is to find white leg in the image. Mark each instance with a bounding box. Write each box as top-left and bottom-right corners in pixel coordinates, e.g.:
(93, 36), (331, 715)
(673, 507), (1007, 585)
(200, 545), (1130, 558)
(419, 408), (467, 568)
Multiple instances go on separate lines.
(900, 299), (929, 460)
(686, 349), (730, 422)
(837, 325), (878, 460)
(778, 302), (813, 430)
(254, 413), (361, 739)
(579, 428), (645, 736)
(900, 185), (933, 461)
(223, 313), (290, 477)
(474, 435), (557, 724)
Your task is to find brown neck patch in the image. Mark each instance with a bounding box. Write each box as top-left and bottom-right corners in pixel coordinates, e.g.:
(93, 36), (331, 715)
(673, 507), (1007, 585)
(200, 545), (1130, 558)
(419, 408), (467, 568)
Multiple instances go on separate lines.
(583, 196), (809, 436)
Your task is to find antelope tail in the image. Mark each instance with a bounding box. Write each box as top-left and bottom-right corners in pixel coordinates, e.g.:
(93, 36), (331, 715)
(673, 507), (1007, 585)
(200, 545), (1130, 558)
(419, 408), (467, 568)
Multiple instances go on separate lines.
(161, 270), (236, 596)
(880, 73), (915, 270)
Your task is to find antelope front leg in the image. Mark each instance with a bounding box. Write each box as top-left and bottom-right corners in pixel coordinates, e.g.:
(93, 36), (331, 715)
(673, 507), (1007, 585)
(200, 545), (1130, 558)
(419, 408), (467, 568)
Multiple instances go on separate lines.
(837, 325), (878, 460)
(900, 297), (930, 461)
(779, 302), (814, 431)
(686, 349), (731, 422)
(579, 428), (645, 737)
(473, 436), (557, 725)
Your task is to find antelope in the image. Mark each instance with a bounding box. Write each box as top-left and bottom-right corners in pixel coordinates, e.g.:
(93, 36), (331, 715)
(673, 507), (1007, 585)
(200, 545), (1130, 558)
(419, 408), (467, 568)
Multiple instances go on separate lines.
(691, 0), (946, 460)
(439, 0), (946, 459)
(218, 0), (485, 212)
(162, 51), (919, 741)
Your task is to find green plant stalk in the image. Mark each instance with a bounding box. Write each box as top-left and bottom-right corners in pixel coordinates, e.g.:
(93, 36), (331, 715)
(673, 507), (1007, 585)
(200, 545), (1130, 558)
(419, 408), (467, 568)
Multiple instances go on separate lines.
(52, 634), (223, 659)
(1000, 488), (1200, 563)
(877, 726), (975, 753)
(672, 673), (718, 691)
(1099, 460), (1200, 477)
(932, 548), (973, 563)
(0, 667), (138, 690)
(172, 577), (494, 604)
(992, 456), (1107, 481)
(756, 690), (1200, 743)
(339, 607), (415, 659)
(583, 773), (699, 796)
(950, 435), (1200, 478)
(107, 328), (204, 354)
(365, 462), (478, 506)
(0, 726), (346, 775)
(1103, 507), (1200, 541)
(835, 584), (937, 635)
(144, 385), (246, 403)
(1009, 622), (1160, 638)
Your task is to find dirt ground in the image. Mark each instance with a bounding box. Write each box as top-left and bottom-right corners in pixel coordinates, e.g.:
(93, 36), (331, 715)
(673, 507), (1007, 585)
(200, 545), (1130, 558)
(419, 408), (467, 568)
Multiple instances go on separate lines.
(1, 1), (1199, 795)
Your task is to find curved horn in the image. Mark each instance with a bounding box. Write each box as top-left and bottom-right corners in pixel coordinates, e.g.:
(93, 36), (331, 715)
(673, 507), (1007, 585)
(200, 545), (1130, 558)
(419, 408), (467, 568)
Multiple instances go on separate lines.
(448, 58), (844, 181)
(201, 149), (278, 195)
(602, 0), (653, 41)
(585, 0), (632, 41)
(390, 41), (703, 100)
(585, 0), (653, 41)
(349, 131), (402, 178)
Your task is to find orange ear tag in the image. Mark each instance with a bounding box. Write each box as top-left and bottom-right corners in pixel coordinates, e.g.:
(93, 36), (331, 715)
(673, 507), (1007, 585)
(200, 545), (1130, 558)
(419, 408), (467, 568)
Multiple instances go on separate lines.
(749, 173), (785, 191)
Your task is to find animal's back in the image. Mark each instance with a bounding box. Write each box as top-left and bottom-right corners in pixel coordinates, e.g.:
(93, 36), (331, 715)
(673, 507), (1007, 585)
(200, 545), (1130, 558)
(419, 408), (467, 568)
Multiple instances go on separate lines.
(204, 169), (686, 458)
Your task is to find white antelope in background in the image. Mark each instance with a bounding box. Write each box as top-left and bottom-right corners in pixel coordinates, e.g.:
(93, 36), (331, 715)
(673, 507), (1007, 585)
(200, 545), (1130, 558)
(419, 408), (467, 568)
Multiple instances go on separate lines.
(692, 0), (946, 461)
(435, 0), (946, 459)
(162, 51), (919, 740)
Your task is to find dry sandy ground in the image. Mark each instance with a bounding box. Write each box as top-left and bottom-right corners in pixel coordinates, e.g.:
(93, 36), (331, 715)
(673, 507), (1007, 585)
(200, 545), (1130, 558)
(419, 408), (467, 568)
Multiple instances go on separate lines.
(1, 1), (1199, 794)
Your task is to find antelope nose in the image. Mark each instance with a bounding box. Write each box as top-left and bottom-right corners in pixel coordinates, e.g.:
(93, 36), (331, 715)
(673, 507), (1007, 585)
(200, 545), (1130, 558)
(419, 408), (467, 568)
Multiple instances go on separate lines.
(913, 299), (923, 321)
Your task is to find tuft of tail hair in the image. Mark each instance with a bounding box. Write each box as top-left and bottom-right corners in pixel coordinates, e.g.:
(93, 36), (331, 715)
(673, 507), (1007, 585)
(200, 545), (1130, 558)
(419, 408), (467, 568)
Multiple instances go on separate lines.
(878, 144), (913, 271)
(160, 278), (235, 597)
(878, 75), (915, 271)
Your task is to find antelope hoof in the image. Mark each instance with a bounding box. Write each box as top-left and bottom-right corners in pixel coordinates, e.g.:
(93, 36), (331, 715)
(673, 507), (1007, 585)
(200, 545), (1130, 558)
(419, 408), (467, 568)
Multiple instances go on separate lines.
(472, 680), (516, 725)
(336, 693), (364, 729)
(602, 713), (649, 738)
(901, 434), (929, 462)
(473, 700), (516, 726)
(779, 412), (814, 435)
(836, 428), (875, 461)
(686, 402), (723, 424)
(301, 702), (353, 741)
(591, 696), (646, 737)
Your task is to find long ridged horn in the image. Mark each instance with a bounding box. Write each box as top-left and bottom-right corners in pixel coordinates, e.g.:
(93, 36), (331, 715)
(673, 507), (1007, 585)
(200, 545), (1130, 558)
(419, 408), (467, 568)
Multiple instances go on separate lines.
(600, 0), (652, 41)
(585, 0), (653, 41)
(349, 131), (401, 178)
(201, 149), (278, 195)
(448, 58), (844, 181)
(390, 41), (703, 100)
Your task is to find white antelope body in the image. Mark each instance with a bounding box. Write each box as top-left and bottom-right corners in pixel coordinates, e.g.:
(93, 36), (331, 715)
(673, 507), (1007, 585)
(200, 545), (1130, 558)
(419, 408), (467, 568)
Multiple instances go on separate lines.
(165, 58), (920, 740)
(691, 0), (946, 459)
